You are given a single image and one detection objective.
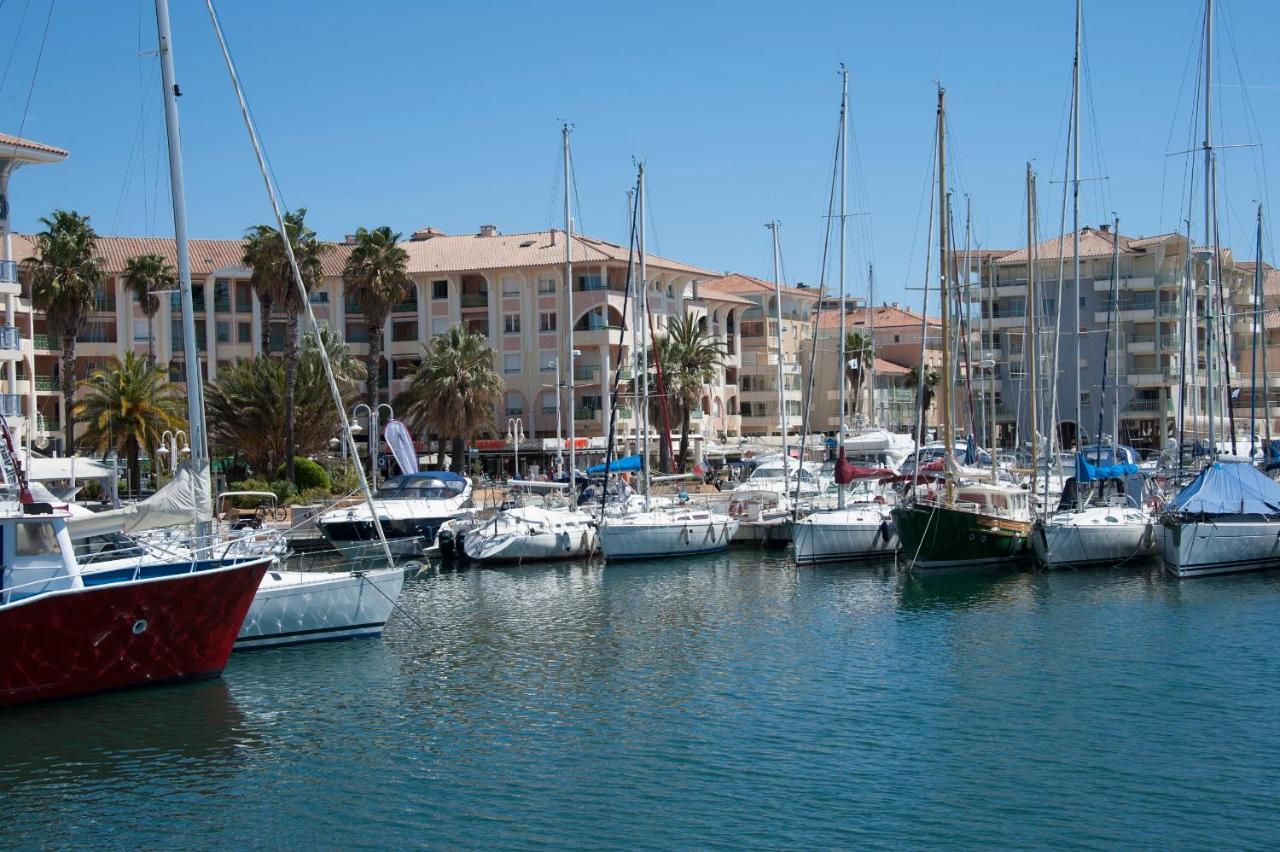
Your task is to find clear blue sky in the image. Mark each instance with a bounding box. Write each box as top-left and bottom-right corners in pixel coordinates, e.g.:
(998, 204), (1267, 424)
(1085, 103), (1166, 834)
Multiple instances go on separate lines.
(2, 0), (1276, 308)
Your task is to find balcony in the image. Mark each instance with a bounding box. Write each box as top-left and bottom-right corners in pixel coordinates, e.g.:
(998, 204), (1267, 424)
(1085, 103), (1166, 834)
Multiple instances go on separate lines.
(0, 394), (20, 417)
(0, 260), (17, 284)
(33, 333), (52, 351)
(574, 407), (601, 423)
(1123, 398), (1171, 416)
(460, 293), (488, 309)
(573, 364), (600, 382)
(616, 407), (634, 420)
(0, 326), (19, 350)
(214, 297), (231, 312)
(35, 376), (57, 392)
(393, 299), (418, 313)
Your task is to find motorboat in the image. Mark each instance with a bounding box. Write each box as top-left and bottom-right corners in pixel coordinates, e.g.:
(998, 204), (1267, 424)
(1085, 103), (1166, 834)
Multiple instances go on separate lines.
(731, 454), (823, 498)
(1160, 461), (1280, 578)
(842, 427), (916, 472)
(316, 471), (472, 553)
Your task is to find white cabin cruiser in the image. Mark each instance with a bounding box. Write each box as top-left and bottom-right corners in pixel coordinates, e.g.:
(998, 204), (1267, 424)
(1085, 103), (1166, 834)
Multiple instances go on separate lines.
(317, 471), (472, 553)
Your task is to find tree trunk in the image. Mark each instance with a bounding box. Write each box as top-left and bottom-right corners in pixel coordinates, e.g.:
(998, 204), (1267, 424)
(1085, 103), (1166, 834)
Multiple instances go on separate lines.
(436, 431), (447, 469)
(678, 405), (692, 473)
(449, 436), (465, 474)
(366, 316), (383, 479)
(146, 314), (155, 366)
(284, 306), (299, 483)
(656, 399), (671, 474)
(259, 294), (272, 357)
(61, 334), (76, 454)
(127, 437), (140, 497)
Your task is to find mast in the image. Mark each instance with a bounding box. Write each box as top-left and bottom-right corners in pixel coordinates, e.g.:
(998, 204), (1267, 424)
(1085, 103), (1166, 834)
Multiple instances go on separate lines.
(768, 221), (788, 468)
(837, 67), (849, 510)
(867, 263), (877, 427)
(1071, 0), (1082, 448)
(1262, 206), (1273, 456)
(1203, 0), (1217, 455)
(936, 86), (954, 505)
(962, 198), (973, 439)
(1252, 204), (1262, 458)
(563, 124), (576, 486)
(1111, 216), (1121, 450)
(988, 252), (998, 480)
(155, 0), (210, 538)
(1026, 162), (1039, 498)
(638, 163), (650, 499)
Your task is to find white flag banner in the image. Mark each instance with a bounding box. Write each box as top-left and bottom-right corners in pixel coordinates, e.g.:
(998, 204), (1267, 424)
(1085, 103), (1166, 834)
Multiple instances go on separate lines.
(383, 419), (419, 475)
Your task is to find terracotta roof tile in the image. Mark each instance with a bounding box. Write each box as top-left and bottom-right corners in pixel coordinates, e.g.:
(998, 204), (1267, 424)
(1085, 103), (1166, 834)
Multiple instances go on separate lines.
(697, 272), (819, 299)
(996, 228), (1178, 264)
(0, 132), (68, 160)
(817, 304), (938, 331)
(873, 357), (910, 376)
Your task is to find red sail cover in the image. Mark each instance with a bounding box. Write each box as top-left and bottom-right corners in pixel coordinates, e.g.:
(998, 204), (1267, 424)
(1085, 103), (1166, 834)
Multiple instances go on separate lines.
(834, 447), (856, 485)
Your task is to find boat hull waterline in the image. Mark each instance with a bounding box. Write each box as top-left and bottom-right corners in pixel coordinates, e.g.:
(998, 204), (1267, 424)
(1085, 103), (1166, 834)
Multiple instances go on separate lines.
(1161, 516), (1280, 578)
(600, 515), (740, 561)
(893, 503), (1030, 569)
(1032, 510), (1155, 569)
(793, 506), (896, 565)
(235, 567), (405, 649)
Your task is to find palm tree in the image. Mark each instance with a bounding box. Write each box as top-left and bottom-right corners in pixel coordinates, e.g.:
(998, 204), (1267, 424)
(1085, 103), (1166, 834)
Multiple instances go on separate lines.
(25, 210), (106, 454)
(206, 329), (365, 477)
(74, 352), (186, 495)
(905, 365), (940, 415)
(652, 314), (725, 472)
(242, 208), (331, 483)
(122, 253), (174, 365)
(395, 324), (502, 473)
(844, 330), (873, 416)
(342, 225), (411, 470)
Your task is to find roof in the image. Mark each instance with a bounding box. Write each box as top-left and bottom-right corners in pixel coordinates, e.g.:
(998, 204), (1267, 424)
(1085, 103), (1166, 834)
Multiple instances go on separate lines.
(874, 357), (909, 376)
(697, 272), (819, 300)
(694, 285), (755, 306)
(397, 229), (714, 277)
(1237, 261), (1280, 329)
(816, 303), (938, 331)
(14, 227), (709, 280)
(0, 132), (68, 162)
(995, 228), (1178, 265)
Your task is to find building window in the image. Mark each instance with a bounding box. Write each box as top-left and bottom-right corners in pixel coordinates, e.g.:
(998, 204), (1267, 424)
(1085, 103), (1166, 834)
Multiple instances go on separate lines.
(238, 322), (251, 344)
(504, 391), (523, 416)
(539, 312), (557, 332)
(431, 317), (449, 336)
(502, 278), (520, 297)
(132, 319), (149, 342)
(1080, 392), (1091, 408)
(503, 353), (521, 374)
(540, 390), (557, 415)
(235, 282), (252, 312)
(214, 279), (231, 312)
(432, 280), (448, 300)
(540, 351), (557, 372)
(504, 314), (520, 334)
(893, 334), (900, 343)
(577, 274), (604, 291)
(310, 290), (330, 304)
(216, 321), (230, 343)
(537, 278), (556, 294)
(392, 320), (418, 342)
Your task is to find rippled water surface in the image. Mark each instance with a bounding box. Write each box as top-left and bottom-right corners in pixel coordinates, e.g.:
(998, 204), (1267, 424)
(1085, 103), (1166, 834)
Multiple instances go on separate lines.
(5, 553), (1280, 848)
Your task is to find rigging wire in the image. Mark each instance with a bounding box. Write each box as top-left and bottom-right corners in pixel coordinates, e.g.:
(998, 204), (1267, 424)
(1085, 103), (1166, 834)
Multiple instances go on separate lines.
(13, 0), (54, 143)
(0, 0), (32, 101)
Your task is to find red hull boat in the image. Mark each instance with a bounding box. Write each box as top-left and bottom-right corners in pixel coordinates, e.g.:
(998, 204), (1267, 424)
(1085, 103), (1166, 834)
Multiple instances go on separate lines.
(0, 558), (270, 706)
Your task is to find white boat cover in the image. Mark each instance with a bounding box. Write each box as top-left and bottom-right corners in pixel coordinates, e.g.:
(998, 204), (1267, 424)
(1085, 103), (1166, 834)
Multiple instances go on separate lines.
(27, 456), (115, 481)
(65, 461), (212, 538)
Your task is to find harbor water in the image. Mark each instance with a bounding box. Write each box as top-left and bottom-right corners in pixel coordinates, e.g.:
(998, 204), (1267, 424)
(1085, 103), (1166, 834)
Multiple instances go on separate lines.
(5, 552), (1280, 848)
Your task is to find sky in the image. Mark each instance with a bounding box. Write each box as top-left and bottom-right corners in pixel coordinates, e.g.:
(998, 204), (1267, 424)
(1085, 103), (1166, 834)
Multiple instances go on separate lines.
(1, 0), (1277, 310)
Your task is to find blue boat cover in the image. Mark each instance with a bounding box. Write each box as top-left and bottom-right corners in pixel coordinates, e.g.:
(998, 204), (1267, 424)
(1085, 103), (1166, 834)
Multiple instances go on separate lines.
(587, 454), (641, 474)
(1075, 452), (1139, 483)
(1167, 461), (1280, 515)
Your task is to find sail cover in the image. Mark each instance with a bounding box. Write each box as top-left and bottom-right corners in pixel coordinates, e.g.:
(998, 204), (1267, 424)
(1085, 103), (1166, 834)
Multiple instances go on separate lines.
(66, 461), (212, 538)
(1075, 452), (1139, 483)
(588, 454), (641, 474)
(383, 419), (419, 475)
(1166, 461), (1280, 516)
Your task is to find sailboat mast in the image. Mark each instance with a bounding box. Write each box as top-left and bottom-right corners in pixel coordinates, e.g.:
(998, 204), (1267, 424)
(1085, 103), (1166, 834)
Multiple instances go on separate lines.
(936, 86), (954, 505)
(563, 124), (576, 485)
(638, 164), (650, 499)
(1261, 206), (1272, 455)
(154, 0), (210, 537)
(1204, 0), (1217, 455)
(1071, 0), (1082, 448)
(768, 221), (788, 468)
(867, 263), (877, 427)
(1252, 204), (1263, 458)
(1111, 216), (1121, 448)
(837, 67), (849, 511)
(1026, 162), (1039, 498)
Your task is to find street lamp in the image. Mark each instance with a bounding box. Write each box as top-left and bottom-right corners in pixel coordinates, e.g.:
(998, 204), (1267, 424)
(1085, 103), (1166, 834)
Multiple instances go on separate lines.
(544, 349), (582, 476)
(158, 429), (188, 475)
(352, 402), (394, 487)
(507, 417), (525, 480)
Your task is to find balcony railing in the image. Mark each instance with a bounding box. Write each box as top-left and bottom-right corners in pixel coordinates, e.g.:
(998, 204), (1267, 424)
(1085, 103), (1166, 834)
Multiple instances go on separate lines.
(35, 376), (57, 391)
(0, 260), (17, 284)
(0, 326), (19, 350)
(0, 394), (20, 417)
(393, 299), (418, 313)
(214, 297), (231, 312)
(460, 293), (488, 308)
(573, 365), (599, 381)
(33, 333), (51, 351)
(574, 407), (601, 421)
(505, 407), (523, 416)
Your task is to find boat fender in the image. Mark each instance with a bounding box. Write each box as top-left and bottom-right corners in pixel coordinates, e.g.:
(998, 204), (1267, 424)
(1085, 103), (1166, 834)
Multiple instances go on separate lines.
(878, 520), (892, 543)
(559, 530), (571, 551)
(681, 525), (691, 545)
(704, 523), (715, 544)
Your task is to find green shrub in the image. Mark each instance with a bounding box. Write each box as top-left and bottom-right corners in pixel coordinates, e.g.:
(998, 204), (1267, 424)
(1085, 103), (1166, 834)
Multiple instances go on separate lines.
(227, 478), (273, 509)
(269, 479), (297, 503)
(275, 456), (331, 492)
(288, 486), (332, 506)
(327, 463), (360, 495)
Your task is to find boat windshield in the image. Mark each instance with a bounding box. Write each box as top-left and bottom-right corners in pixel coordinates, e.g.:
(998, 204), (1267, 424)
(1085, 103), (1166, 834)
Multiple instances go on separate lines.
(375, 476), (466, 500)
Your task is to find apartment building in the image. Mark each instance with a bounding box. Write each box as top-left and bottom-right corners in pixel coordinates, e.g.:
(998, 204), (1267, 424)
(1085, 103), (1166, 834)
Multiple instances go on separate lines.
(8, 224), (758, 458)
(805, 302), (943, 435)
(978, 226), (1255, 451)
(697, 274), (817, 438)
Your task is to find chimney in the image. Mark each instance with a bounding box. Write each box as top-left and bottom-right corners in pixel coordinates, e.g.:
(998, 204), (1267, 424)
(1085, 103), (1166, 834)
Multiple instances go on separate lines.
(343, 234), (357, 245)
(478, 224), (499, 237)
(409, 226), (445, 241)
(1100, 223), (1111, 233)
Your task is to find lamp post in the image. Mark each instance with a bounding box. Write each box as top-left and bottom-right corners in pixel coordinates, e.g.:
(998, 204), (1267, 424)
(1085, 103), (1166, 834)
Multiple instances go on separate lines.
(158, 428), (189, 476)
(507, 417), (525, 480)
(545, 348), (582, 477)
(352, 403), (393, 488)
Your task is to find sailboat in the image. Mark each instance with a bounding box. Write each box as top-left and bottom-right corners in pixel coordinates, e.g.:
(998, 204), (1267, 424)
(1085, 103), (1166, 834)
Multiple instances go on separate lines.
(793, 69), (898, 566)
(1032, 4), (1155, 569)
(598, 163), (739, 560)
(0, 2), (272, 705)
(1161, 0), (1280, 578)
(464, 124), (597, 563)
(892, 87), (1033, 570)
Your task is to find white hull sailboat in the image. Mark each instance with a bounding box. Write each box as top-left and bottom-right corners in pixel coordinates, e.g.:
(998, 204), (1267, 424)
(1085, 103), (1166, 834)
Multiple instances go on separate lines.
(235, 566), (405, 649)
(1033, 504), (1155, 569)
(600, 506), (739, 560)
(463, 504), (597, 562)
(1160, 462), (1280, 578)
(793, 502), (895, 565)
